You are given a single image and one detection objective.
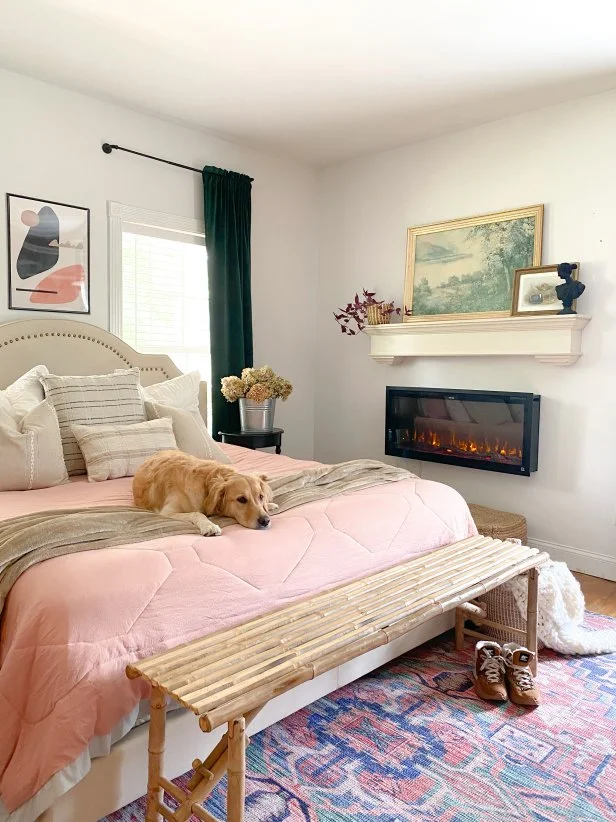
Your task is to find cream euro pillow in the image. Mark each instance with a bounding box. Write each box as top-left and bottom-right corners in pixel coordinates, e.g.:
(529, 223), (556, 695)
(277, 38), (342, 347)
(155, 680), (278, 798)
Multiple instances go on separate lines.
(0, 400), (69, 491)
(141, 371), (203, 420)
(72, 417), (177, 481)
(1, 365), (49, 423)
(144, 401), (230, 463)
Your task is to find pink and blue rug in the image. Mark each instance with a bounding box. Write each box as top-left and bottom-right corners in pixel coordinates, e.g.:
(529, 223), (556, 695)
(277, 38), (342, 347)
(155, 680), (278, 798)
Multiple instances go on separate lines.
(103, 615), (616, 821)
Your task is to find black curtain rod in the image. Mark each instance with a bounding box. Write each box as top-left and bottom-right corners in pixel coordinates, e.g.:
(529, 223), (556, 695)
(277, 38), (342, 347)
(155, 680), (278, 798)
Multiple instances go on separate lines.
(102, 142), (202, 174)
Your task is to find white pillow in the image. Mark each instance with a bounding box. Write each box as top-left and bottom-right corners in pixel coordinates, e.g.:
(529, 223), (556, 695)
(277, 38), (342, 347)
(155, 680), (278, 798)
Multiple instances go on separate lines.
(141, 371), (202, 419)
(1, 365), (49, 423)
(509, 404), (525, 424)
(72, 417), (177, 482)
(444, 399), (472, 423)
(0, 400), (68, 491)
(145, 401), (230, 463)
(0, 394), (16, 430)
(464, 401), (513, 426)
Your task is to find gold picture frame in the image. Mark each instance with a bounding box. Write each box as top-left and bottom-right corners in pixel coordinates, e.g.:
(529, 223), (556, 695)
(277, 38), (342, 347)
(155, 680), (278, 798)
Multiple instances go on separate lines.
(511, 263), (579, 317)
(404, 204), (544, 322)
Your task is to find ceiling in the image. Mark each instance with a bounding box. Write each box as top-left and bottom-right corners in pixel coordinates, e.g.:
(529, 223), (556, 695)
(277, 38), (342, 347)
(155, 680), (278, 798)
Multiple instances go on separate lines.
(2, 0), (616, 166)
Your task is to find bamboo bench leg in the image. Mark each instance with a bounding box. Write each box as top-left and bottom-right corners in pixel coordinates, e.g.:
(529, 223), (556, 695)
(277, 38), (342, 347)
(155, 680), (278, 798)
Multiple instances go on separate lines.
(454, 607), (465, 650)
(526, 567), (539, 675)
(227, 717), (246, 822)
(146, 686), (167, 822)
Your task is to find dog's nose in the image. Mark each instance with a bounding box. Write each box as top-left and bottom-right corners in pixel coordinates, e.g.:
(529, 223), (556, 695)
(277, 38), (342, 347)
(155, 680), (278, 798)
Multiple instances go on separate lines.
(258, 516), (270, 528)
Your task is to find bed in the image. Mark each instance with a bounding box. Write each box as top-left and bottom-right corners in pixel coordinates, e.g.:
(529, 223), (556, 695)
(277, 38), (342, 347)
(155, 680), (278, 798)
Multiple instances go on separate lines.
(0, 319), (477, 822)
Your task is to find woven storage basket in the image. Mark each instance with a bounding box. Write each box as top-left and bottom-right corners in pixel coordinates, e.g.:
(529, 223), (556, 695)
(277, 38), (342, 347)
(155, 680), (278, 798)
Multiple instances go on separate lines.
(468, 503), (527, 543)
(467, 504), (543, 647)
(366, 302), (393, 325)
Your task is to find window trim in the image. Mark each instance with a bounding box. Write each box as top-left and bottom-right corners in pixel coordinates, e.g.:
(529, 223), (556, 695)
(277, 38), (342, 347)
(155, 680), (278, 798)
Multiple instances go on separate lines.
(107, 201), (205, 336)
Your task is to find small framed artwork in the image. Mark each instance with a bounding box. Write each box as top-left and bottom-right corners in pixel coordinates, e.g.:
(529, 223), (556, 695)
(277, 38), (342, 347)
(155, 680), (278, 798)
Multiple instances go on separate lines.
(511, 264), (580, 316)
(6, 193), (90, 314)
(404, 204), (543, 321)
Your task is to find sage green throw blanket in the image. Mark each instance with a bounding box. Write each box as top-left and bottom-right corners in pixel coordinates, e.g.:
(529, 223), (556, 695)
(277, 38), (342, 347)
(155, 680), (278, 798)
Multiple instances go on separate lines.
(0, 460), (410, 616)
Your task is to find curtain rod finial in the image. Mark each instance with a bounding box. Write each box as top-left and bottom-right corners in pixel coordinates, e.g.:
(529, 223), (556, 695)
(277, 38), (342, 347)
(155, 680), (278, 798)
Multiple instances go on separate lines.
(101, 143), (114, 154)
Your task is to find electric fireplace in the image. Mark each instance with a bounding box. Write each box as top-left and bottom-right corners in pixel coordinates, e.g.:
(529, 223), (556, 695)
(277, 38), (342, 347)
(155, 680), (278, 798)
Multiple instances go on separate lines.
(386, 387), (540, 476)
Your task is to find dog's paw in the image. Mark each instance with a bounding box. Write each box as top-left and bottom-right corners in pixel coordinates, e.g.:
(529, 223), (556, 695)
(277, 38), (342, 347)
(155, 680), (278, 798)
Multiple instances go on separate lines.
(191, 514), (222, 537)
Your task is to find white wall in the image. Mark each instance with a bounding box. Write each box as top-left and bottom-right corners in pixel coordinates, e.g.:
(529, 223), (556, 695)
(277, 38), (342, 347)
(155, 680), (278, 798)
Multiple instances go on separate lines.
(0, 69), (317, 458)
(317, 90), (616, 578)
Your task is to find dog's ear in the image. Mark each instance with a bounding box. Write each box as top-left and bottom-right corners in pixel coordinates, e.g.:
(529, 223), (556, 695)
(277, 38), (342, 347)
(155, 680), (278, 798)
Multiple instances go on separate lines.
(202, 478), (226, 515)
(258, 475), (277, 511)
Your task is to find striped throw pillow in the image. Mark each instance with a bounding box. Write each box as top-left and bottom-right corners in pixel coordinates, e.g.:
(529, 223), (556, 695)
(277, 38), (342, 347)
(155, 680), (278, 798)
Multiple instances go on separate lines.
(71, 417), (177, 481)
(41, 369), (146, 475)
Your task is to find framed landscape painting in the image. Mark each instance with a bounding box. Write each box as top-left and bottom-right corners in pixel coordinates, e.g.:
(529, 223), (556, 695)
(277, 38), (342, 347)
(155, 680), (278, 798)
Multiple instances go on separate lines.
(512, 263), (579, 316)
(7, 193), (90, 314)
(404, 204), (543, 321)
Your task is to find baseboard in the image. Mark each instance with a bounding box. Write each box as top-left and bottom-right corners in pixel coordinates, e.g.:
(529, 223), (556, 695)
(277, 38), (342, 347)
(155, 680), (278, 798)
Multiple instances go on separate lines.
(528, 537), (616, 582)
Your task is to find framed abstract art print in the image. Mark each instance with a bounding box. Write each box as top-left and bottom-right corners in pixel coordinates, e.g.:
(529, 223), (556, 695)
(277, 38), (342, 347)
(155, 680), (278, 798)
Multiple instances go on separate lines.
(7, 193), (90, 314)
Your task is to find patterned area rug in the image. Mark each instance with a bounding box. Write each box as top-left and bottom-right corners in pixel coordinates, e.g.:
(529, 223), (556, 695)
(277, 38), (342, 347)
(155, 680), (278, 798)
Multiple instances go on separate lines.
(103, 615), (616, 822)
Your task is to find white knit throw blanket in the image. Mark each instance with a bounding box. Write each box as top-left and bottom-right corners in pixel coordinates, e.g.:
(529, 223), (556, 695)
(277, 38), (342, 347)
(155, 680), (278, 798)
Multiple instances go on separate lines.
(506, 561), (616, 655)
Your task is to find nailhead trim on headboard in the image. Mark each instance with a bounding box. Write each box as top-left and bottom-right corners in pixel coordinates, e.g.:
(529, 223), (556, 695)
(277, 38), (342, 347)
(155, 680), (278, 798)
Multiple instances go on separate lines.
(0, 330), (173, 378)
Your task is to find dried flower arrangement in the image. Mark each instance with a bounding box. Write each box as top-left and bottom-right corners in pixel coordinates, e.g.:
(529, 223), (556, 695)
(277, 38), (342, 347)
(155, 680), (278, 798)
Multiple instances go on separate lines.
(221, 366), (293, 404)
(333, 289), (406, 335)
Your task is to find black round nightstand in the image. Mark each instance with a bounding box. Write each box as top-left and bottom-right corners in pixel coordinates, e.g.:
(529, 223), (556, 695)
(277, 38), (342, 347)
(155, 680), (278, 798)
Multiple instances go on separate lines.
(219, 428), (284, 454)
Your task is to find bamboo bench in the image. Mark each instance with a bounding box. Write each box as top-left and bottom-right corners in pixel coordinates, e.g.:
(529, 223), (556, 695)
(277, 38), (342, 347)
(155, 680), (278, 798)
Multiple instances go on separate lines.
(126, 534), (549, 822)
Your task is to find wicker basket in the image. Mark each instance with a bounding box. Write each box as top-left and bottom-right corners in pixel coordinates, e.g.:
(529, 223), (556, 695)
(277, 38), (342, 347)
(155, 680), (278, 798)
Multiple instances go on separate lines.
(467, 504), (542, 647)
(366, 302), (393, 325)
(468, 503), (527, 543)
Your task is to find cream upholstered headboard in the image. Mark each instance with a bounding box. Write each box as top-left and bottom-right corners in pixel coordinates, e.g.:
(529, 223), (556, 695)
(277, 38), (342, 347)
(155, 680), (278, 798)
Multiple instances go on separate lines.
(0, 319), (208, 422)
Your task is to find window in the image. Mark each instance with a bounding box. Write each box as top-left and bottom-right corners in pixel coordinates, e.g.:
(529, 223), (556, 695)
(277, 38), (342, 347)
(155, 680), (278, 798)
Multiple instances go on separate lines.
(109, 202), (210, 383)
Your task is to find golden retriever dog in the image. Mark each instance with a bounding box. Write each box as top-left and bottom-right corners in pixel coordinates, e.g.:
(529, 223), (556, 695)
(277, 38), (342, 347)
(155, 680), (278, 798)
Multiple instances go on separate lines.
(133, 450), (275, 537)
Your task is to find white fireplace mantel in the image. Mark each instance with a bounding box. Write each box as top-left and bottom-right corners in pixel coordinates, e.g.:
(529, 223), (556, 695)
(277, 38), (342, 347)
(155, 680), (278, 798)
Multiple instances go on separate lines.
(365, 314), (591, 366)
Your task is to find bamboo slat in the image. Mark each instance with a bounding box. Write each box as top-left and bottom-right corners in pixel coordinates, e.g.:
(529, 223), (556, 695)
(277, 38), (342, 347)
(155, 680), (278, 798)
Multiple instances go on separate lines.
(128, 535), (495, 678)
(128, 537), (549, 734)
(159, 778), (187, 805)
(190, 805), (222, 822)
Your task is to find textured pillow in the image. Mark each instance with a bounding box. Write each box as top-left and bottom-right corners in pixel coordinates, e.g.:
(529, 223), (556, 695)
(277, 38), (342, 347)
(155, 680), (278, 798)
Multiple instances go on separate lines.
(418, 398), (450, 419)
(0, 395), (16, 430)
(509, 403), (525, 424)
(1, 365), (49, 422)
(464, 401), (513, 426)
(141, 371), (203, 419)
(145, 401), (230, 463)
(444, 399), (473, 423)
(72, 417), (177, 482)
(0, 401), (68, 491)
(41, 369), (146, 475)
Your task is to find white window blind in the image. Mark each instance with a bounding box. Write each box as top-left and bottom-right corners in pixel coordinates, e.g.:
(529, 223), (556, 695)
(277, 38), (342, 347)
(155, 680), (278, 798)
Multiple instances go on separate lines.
(109, 203), (210, 385)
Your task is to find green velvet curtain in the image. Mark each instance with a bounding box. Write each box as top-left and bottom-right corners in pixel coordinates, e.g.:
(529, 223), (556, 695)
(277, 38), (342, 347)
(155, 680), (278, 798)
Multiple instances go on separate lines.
(202, 166), (254, 438)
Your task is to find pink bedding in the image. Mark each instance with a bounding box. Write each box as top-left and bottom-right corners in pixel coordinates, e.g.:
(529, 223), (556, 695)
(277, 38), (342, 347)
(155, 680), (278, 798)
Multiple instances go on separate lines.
(0, 445), (476, 815)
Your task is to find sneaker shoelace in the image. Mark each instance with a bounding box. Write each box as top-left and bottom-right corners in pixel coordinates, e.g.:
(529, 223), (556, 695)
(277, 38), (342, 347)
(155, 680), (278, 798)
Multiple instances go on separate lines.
(507, 662), (534, 691)
(479, 655), (505, 683)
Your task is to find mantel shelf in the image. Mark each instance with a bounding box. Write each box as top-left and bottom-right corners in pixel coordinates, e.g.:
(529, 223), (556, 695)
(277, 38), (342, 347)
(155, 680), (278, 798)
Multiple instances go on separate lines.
(365, 314), (591, 366)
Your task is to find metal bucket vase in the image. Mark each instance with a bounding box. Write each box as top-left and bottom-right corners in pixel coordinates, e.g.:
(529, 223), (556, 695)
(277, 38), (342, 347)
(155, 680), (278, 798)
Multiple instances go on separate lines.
(239, 398), (276, 432)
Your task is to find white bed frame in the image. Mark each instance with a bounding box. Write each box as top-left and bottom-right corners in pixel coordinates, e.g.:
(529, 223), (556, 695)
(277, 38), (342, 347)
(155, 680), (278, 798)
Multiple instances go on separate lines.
(0, 319), (453, 822)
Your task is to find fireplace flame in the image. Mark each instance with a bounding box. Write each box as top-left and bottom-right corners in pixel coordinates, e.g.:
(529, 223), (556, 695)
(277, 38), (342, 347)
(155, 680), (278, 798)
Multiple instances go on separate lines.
(413, 429), (522, 461)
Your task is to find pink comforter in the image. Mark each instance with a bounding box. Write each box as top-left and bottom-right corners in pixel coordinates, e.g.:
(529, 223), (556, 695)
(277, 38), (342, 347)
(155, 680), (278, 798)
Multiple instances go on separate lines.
(0, 446), (476, 814)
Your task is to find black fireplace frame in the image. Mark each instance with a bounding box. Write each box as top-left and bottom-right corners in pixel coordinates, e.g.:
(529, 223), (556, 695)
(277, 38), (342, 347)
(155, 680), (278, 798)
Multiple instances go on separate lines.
(385, 386), (540, 476)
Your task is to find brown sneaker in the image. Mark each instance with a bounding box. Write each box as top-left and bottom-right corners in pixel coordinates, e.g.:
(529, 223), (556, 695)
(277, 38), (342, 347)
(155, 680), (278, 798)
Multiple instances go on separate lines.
(503, 643), (540, 707)
(473, 641), (507, 701)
